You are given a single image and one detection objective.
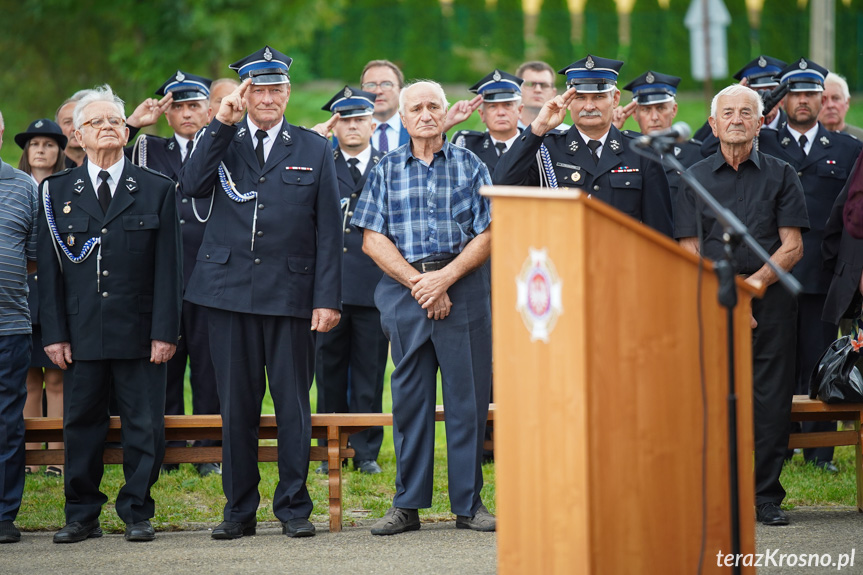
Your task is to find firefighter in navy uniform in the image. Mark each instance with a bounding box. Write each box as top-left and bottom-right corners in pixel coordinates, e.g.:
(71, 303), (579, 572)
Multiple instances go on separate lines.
(453, 69), (524, 172)
(493, 54), (673, 237)
(131, 71), (221, 477)
(314, 87), (388, 475)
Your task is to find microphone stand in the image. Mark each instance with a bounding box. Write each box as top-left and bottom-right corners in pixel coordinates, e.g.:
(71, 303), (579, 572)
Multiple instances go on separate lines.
(631, 138), (802, 575)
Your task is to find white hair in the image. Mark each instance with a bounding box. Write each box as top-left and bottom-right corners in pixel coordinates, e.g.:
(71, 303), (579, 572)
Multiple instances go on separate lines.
(710, 84), (763, 119)
(825, 72), (851, 101)
(398, 80), (449, 115)
(73, 84), (126, 130)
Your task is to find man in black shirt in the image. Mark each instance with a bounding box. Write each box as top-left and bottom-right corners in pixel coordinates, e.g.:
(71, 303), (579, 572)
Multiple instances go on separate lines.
(675, 84), (809, 526)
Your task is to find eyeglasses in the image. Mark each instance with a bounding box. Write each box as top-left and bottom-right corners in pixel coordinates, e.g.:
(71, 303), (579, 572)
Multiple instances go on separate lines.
(524, 81), (553, 90)
(81, 116), (126, 129)
(361, 81), (395, 91)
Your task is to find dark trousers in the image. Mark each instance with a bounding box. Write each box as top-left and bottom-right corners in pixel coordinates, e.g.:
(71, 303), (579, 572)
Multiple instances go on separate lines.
(315, 304), (388, 462)
(0, 334), (31, 522)
(376, 267), (491, 516)
(794, 293), (838, 463)
(207, 309), (314, 523)
(752, 283), (798, 506)
(64, 358), (166, 524)
(165, 301), (220, 447)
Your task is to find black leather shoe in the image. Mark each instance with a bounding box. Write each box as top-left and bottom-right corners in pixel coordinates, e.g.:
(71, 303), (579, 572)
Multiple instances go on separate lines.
(456, 504), (496, 532)
(354, 460), (382, 474)
(195, 463), (222, 477)
(816, 461), (840, 474)
(370, 507), (420, 536)
(0, 520), (21, 543)
(282, 517), (316, 538)
(53, 520), (102, 543)
(211, 519), (256, 540)
(124, 520), (155, 542)
(756, 502), (789, 526)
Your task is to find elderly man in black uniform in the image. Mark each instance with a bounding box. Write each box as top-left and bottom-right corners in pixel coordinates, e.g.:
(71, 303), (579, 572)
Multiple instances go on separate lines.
(676, 83), (809, 526)
(313, 86), (387, 476)
(615, 70), (702, 202)
(130, 71), (221, 477)
(38, 85), (182, 543)
(179, 46), (342, 540)
(494, 54), (673, 237)
(453, 69), (524, 171)
(759, 59), (863, 472)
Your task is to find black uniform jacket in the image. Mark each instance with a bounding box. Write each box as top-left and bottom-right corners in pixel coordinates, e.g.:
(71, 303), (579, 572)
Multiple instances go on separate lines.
(822, 157), (863, 324)
(493, 124), (673, 236)
(333, 147), (383, 308)
(37, 159), (182, 359)
(178, 117), (342, 318)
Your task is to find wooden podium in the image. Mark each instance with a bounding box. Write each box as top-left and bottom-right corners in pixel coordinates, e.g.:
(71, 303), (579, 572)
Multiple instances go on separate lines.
(483, 187), (758, 574)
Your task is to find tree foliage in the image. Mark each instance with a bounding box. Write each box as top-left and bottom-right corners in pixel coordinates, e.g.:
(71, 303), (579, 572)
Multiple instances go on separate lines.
(536, 0), (573, 66)
(583, 0), (620, 61)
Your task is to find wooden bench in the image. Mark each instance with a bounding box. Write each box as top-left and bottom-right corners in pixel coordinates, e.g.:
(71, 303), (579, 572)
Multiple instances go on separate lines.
(25, 404), (496, 532)
(789, 395), (863, 511)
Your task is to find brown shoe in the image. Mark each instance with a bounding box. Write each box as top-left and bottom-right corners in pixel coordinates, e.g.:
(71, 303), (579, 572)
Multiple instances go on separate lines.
(456, 504), (496, 532)
(370, 507), (420, 536)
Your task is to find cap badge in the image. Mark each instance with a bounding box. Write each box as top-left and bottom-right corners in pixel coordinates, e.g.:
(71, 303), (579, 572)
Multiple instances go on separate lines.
(493, 70), (502, 82)
(569, 140), (578, 152)
(781, 137), (791, 146)
(176, 71), (185, 82)
(646, 72), (655, 84)
(820, 136), (830, 146)
(799, 58), (808, 70)
(758, 56), (767, 68)
(35, 120), (44, 128)
(585, 56), (595, 70)
(264, 47), (273, 61)
(609, 140), (620, 151)
(344, 87), (352, 98)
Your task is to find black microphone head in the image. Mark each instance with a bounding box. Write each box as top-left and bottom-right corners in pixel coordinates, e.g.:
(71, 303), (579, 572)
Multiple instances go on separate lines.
(671, 121), (691, 140)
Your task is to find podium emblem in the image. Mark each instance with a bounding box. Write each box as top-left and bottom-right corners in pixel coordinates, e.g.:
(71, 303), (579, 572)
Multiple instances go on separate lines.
(516, 248), (563, 343)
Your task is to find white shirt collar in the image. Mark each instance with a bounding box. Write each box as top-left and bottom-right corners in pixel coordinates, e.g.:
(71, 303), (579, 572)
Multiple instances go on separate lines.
(87, 156), (125, 197)
(491, 132), (520, 152)
(341, 144), (372, 175)
(577, 129), (609, 156)
(246, 116), (283, 163)
(786, 123), (820, 154)
(174, 133), (192, 159)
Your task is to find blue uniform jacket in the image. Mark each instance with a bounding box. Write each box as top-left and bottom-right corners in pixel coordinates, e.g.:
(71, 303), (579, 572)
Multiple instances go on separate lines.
(178, 117), (342, 317)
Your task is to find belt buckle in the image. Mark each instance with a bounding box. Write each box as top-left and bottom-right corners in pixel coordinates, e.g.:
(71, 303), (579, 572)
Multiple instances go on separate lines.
(421, 261), (434, 272)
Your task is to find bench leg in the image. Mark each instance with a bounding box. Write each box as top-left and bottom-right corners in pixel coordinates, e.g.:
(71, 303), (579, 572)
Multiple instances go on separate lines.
(856, 417), (863, 513)
(327, 425), (342, 532)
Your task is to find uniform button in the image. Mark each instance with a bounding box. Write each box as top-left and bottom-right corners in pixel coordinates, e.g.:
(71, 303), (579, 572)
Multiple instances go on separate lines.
(102, 292), (109, 298)
(798, 171), (803, 177)
(68, 224), (73, 230)
(205, 254), (210, 259)
(254, 258), (261, 265)
(102, 270), (109, 277)
(625, 181), (631, 186)
(258, 203), (265, 209)
(139, 220), (144, 226)
(182, 198), (189, 204)
(259, 176), (266, 183)
(351, 193), (357, 198)
(180, 219), (186, 225)
(256, 230), (263, 237)
(101, 228), (108, 234)
(296, 177), (301, 182)
(210, 131), (216, 137)
(344, 228), (351, 234)
(343, 247), (348, 253)
(304, 266), (310, 271)
(347, 211), (353, 217)
(593, 185), (600, 191)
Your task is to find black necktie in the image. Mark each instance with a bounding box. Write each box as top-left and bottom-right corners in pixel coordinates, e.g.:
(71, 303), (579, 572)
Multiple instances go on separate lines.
(347, 157), (361, 184)
(587, 140), (601, 164)
(798, 134), (808, 155)
(494, 142), (507, 157)
(255, 129), (267, 168)
(98, 170), (111, 214)
(377, 124), (389, 153)
(183, 139), (193, 164)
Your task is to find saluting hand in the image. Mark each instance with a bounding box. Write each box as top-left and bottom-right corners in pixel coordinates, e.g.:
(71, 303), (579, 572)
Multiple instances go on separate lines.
(127, 93), (174, 128)
(612, 100), (637, 130)
(531, 87), (576, 137)
(311, 113), (340, 138)
(443, 94), (483, 133)
(216, 78), (252, 126)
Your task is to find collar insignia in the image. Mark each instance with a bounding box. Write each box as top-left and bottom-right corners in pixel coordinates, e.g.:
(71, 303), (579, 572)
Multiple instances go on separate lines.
(73, 185), (84, 194)
(237, 126), (247, 139)
(167, 141), (176, 151)
(372, 155), (380, 164)
(609, 139), (620, 151)
(673, 146), (681, 157)
(820, 136), (830, 146)
(585, 56), (595, 70)
(74, 179), (84, 185)
(176, 71), (185, 82)
(483, 138), (489, 149)
(282, 129), (291, 142)
(569, 140), (578, 152)
(333, 149), (340, 160)
(264, 47), (273, 61)
(646, 72), (655, 84)
(781, 137), (791, 146)
(126, 176), (135, 182)
(35, 120), (44, 128)
(493, 70), (502, 82)
(758, 56), (767, 68)
(799, 58), (808, 70)
(126, 183), (135, 190)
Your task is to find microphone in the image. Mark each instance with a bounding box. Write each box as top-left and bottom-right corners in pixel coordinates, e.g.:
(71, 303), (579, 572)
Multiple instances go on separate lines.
(635, 122), (692, 149)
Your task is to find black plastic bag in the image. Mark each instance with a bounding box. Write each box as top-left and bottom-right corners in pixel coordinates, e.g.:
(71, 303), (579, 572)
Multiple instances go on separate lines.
(809, 333), (863, 403)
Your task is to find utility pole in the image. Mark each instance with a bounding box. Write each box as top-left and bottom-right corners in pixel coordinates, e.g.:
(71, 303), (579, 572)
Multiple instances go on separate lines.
(810, 0), (835, 70)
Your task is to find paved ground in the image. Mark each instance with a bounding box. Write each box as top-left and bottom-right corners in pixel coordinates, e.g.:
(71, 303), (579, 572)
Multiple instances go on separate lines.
(5, 506), (863, 574)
